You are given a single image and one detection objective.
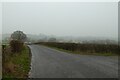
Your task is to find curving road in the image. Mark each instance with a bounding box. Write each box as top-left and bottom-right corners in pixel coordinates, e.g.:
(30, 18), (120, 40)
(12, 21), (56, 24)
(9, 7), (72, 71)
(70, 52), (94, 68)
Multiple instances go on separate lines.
(28, 45), (118, 78)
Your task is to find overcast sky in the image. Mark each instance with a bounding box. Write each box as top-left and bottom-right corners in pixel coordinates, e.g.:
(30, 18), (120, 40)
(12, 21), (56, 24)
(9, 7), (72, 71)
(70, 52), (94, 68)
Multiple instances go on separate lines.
(2, 2), (118, 38)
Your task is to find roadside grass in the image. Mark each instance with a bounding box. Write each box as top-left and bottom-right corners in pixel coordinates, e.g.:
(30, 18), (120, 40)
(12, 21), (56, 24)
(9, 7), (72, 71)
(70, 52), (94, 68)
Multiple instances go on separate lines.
(41, 45), (119, 56)
(2, 45), (31, 78)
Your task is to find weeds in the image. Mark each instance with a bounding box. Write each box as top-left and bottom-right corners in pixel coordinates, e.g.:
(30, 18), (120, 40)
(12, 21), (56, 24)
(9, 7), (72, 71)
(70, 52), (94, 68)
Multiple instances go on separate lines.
(2, 45), (31, 78)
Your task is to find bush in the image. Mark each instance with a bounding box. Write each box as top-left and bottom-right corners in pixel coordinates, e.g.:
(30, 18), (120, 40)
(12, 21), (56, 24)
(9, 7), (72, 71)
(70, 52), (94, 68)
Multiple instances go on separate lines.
(10, 40), (24, 53)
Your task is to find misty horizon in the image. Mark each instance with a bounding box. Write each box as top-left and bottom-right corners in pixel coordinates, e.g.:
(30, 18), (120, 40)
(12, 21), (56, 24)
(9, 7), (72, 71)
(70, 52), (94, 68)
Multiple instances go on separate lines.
(2, 2), (118, 39)
(1, 32), (118, 42)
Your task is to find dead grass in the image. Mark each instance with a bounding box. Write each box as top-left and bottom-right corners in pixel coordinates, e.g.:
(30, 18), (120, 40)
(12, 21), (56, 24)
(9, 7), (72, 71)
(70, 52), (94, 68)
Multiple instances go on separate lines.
(2, 45), (31, 78)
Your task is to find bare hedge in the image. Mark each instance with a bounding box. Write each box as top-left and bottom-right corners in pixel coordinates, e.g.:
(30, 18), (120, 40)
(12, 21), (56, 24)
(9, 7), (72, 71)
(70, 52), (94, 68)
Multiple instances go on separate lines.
(10, 40), (24, 53)
(35, 42), (120, 55)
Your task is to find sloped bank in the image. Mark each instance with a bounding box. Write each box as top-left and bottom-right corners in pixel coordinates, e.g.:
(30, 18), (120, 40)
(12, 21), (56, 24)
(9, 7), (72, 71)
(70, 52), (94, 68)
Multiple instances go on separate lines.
(2, 45), (31, 79)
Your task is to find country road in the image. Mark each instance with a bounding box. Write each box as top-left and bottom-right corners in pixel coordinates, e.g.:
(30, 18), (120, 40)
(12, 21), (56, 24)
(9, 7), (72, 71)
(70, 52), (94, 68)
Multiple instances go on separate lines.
(28, 45), (118, 78)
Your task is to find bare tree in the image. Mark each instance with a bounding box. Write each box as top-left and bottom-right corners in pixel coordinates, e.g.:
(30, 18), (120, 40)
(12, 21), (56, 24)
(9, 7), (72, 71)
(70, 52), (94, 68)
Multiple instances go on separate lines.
(11, 31), (27, 42)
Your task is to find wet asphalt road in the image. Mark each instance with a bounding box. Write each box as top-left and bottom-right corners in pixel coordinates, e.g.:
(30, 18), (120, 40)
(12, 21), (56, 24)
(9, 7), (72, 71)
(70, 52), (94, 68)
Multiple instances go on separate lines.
(28, 45), (118, 78)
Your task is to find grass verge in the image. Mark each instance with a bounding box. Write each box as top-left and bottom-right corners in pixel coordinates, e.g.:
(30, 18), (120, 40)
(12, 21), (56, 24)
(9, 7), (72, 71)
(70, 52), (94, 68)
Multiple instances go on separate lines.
(2, 45), (31, 78)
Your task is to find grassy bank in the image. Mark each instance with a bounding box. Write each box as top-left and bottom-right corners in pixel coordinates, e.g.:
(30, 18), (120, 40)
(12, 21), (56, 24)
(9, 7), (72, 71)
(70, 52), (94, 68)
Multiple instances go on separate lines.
(35, 42), (119, 56)
(2, 45), (31, 78)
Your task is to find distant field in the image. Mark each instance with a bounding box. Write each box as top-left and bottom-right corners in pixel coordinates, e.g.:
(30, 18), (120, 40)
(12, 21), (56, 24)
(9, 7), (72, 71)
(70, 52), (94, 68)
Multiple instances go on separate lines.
(35, 42), (119, 56)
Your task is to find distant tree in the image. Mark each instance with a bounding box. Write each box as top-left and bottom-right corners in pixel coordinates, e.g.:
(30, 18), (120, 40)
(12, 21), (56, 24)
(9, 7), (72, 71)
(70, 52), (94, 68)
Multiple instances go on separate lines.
(48, 38), (56, 42)
(10, 31), (27, 53)
(11, 31), (27, 42)
(68, 40), (73, 43)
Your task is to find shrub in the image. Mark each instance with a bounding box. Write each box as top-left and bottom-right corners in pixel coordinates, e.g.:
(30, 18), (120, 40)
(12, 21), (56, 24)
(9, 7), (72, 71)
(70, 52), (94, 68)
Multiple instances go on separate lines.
(10, 40), (24, 53)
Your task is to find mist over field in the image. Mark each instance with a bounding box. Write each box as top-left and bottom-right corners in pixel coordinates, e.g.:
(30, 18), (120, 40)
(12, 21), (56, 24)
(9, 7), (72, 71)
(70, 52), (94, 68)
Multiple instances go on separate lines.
(2, 2), (118, 38)
(1, 33), (118, 45)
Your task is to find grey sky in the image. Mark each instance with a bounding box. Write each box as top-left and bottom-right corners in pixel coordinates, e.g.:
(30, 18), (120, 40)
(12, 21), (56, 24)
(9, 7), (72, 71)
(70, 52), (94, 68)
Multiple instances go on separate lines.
(2, 2), (118, 38)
